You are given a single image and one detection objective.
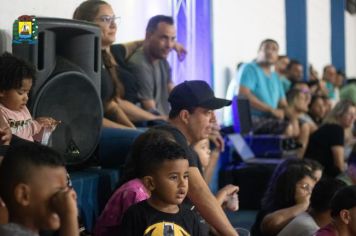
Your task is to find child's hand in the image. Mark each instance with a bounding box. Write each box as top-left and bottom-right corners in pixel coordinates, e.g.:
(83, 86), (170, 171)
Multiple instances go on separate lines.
(36, 117), (60, 129)
(51, 187), (78, 220)
(0, 115), (11, 145)
(295, 183), (312, 209)
(216, 184), (239, 211)
(51, 188), (79, 236)
(209, 112), (225, 152)
(0, 126), (11, 146)
(295, 183), (312, 201)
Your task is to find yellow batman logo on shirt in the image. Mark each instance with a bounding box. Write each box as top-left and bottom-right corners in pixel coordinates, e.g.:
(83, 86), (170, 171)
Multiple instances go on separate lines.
(144, 222), (190, 236)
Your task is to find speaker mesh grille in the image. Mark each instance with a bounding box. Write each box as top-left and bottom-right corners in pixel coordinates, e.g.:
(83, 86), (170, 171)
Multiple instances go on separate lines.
(33, 71), (102, 165)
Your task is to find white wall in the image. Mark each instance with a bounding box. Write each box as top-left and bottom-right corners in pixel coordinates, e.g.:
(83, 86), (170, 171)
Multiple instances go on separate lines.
(0, 0), (171, 52)
(2, 1), (356, 77)
(1, 0), (356, 113)
(213, 0), (356, 122)
(111, 0), (172, 42)
(346, 12), (356, 78)
(212, 0), (286, 120)
(0, 0), (81, 51)
(307, 0), (331, 75)
(212, 0), (340, 98)
(212, 0), (286, 97)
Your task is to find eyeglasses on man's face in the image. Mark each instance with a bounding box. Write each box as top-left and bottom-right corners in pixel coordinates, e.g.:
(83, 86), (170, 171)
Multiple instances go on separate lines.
(96, 15), (121, 25)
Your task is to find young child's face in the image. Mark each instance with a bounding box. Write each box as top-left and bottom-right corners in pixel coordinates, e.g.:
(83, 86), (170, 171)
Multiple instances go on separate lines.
(193, 139), (211, 168)
(0, 78), (32, 111)
(150, 159), (189, 207)
(24, 166), (68, 231)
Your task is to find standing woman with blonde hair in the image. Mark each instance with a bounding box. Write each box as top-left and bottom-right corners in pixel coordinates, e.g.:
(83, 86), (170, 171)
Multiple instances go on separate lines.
(305, 100), (356, 177)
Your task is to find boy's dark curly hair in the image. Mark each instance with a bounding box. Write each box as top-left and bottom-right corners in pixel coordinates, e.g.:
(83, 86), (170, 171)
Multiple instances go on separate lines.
(0, 52), (36, 90)
(0, 141), (65, 208)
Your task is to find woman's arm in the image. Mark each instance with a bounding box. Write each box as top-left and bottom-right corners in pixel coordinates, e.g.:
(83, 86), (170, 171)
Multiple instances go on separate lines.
(261, 180), (312, 236)
(104, 100), (136, 128)
(102, 117), (134, 129)
(296, 122), (311, 158)
(331, 145), (345, 173)
(103, 101), (136, 129)
(119, 99), (167, 122)
(261, 202), (309, 235)
(122, 40), (143, 60)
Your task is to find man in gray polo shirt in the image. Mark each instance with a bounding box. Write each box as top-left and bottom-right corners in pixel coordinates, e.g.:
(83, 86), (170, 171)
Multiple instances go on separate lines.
(128, 15), (175, 116)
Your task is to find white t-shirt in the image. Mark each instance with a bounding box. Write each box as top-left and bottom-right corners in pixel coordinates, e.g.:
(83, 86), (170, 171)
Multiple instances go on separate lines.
(0, 223), (39, 236)
(277, 212), (319, 236)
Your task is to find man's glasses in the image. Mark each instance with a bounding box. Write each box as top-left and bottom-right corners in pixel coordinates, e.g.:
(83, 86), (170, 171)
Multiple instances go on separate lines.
(96, 15), (121, 25)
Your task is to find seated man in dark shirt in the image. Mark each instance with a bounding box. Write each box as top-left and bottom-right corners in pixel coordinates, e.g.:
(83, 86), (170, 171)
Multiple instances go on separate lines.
(121, 80), (237, 235)
(164, 80), (238, 236)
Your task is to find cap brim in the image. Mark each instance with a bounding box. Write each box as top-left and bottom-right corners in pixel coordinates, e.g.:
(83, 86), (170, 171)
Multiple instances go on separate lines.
(200, 97), (232, 110)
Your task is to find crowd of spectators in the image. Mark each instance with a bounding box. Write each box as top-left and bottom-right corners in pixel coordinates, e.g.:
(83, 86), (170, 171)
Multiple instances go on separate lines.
(0, 2), (355, 235)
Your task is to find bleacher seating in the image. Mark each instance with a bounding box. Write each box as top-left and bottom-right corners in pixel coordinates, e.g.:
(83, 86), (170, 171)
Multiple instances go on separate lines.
(70, 167), (119, 232)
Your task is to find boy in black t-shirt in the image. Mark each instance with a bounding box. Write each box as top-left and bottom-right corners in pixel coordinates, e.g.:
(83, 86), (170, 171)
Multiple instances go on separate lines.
(120, 137), (202, 236)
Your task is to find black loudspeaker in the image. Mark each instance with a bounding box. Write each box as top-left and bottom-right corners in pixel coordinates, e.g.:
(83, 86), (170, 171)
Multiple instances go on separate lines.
(13, 17), (103, 166)
(347, 0), (356, 14)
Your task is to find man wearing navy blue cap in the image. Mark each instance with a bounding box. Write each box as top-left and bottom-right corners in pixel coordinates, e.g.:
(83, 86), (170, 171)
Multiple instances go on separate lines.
(168, 80), (232, 143)
(117, 79), (237, 235)
(169, 80), (232, 111)
(160, 80), (238, 236)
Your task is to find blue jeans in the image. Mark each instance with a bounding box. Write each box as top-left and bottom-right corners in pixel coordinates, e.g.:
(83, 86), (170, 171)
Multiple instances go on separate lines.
(98, 127), (143, 168)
